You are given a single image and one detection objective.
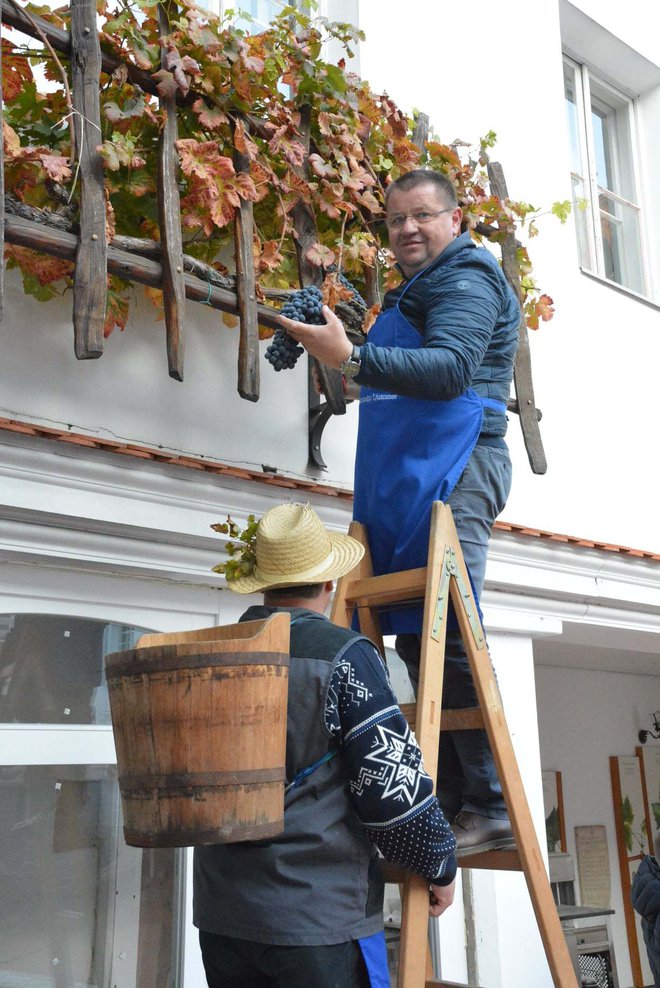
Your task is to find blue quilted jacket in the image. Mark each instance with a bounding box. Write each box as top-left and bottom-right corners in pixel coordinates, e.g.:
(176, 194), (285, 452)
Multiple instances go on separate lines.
(631, 854), (660, 984)
(355, 232), (520, 438)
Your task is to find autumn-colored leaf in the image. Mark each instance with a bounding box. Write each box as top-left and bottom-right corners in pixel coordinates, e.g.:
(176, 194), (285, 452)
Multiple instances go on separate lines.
(233, 118), (259, 160)
(3, 121), (22, 159)
(306, 243), (336, 268)
(105, 193), (116, 244)
(538, 294), (555, 322)
(192, 98), (229, 132)
(5, 244), (73, 286)
(222, 312), (239, 328)
(152, 68), (179, 100)
(1, 39), (33, 101)
(268, 126), (306, 167)
(143, 284), (165, 318)
(176, 140), (259, 234)
(308, 153), (337, 179)
(104, 285), (130, 337)
(254, 239), (283, 274)
(363, 304), (381, 333)
(40, 154), (72, 184)
(321, 273), (353, 309)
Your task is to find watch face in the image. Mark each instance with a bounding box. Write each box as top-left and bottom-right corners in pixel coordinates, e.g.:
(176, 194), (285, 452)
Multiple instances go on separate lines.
(341, 347), (361, 378)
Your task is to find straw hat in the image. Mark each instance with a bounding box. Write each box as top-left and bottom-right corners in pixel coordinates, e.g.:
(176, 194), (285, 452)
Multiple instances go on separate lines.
(226, 503), (364, 594)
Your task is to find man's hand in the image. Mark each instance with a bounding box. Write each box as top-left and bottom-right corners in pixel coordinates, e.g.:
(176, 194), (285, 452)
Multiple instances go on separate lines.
(278, 305), (353, 370)
(429, 878), (455, 917)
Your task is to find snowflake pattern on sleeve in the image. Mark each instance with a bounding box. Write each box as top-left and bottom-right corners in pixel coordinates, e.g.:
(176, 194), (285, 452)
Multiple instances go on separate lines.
(325, 638), (456, 884)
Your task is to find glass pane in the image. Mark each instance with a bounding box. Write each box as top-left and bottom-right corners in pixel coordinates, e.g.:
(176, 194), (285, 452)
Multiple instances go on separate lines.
(0, 616), (150, 726)
(598, 190), (645, 294)
(571, 175), (593, 271)
(234, 0), (283, 31)
(563, 62), (584, 178)
(0, 765), (179, 988)
(591, 102), (616, 193)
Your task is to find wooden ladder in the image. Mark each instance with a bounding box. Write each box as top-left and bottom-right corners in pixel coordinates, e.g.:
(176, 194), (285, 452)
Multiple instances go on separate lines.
(330, 501), (578, 988)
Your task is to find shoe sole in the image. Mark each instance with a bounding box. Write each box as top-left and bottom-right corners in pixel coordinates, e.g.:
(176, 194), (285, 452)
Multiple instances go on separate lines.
(455, 837), (516, 857)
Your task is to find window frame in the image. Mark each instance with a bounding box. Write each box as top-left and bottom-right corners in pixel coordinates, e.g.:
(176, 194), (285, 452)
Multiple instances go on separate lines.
(563, 54), (647, 297)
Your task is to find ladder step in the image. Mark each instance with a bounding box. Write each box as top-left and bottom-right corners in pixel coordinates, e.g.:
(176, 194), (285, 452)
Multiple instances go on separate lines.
(343, 567), (427, 608)
(426, 981), (488, 988)
(399, 703), (484, 732)
(380, 848), (521, 885)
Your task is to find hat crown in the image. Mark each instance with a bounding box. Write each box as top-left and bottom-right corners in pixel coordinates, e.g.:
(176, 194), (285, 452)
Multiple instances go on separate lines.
(255, 504), (332, 579)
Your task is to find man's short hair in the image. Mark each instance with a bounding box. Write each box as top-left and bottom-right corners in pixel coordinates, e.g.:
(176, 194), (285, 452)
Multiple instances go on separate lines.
(264, 583), (324, 601)
(385, 169), (458, 209)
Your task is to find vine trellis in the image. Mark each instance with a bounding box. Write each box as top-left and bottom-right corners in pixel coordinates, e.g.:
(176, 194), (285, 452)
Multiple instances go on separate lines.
(1, 0), (546, 473)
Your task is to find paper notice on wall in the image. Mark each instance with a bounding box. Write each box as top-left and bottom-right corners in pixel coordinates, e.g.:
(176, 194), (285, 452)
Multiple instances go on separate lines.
(575, 824), (611, 908)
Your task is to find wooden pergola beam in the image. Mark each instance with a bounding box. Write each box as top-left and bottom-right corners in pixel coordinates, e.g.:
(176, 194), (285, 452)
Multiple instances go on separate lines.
(5, 213), (284, 331)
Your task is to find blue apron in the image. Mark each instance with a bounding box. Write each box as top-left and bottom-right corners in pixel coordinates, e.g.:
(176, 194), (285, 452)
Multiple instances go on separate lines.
(358, 930), (390, 987)
(353, 269), (506, 635)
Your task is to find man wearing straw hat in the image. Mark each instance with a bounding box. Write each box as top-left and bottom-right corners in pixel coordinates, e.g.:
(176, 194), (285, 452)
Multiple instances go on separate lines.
(194, 502), (457, 988)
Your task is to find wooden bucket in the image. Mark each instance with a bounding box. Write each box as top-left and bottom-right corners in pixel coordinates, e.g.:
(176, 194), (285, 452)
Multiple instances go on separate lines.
(105, 613), (290, 848)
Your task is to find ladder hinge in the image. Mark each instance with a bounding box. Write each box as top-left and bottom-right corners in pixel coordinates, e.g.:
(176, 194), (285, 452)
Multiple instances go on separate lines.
(433, 547), (485, 649)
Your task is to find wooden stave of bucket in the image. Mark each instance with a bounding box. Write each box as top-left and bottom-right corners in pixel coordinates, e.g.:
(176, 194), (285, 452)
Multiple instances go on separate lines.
(105, 613), (290, 848)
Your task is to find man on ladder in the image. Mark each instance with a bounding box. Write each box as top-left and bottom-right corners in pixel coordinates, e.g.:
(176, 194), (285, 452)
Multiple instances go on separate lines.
(280, 168), (520, 854)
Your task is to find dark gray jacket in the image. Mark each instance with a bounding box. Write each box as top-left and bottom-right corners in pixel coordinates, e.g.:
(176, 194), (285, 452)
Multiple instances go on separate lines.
(356, 232), (520, 438)
(193, 607), (384, 946)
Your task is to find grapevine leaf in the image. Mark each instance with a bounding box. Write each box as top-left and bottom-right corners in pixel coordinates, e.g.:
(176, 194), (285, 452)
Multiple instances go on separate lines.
(306, 243), (336, 268)
(551, 200), (572, 223)
(1, 40), (33, 101)
(192, 99), (229, 131)
(233, 117), (259, 160)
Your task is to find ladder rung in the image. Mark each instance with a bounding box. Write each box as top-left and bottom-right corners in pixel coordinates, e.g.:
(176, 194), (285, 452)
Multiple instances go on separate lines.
(427, 981), (488, 988)
(344, 567), (427, 608)
(380, 848), (521, 886)
(426, 981), (488, 988)
(399, 703), (484, 732)
(455, 848), (521, 871)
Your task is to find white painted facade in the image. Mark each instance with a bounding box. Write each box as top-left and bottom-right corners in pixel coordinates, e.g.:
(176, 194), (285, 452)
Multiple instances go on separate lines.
(1, 0), (659, 986)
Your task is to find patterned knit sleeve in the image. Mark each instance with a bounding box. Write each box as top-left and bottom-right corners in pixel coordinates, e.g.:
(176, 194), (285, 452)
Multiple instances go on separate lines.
(325, 638), (456, 885)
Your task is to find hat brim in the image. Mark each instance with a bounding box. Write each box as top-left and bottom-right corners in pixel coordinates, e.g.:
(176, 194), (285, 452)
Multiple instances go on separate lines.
(226, 532), (365, 594)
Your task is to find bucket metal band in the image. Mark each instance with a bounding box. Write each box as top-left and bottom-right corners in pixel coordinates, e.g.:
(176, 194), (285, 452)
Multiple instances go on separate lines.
(106, 648), (289, 678)
(120, 767), (284, 794)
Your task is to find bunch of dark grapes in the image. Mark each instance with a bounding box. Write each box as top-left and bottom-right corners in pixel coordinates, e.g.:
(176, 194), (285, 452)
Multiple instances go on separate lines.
(265, 286), (325, 372)
(336, 270), (367, 311)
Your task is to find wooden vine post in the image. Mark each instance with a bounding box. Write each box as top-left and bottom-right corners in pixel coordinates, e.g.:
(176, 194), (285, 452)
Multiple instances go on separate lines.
(157, 1), (186, 382)
(70, 0), (106, 359)
(233, 116), (260, 402)
(488, 161), (547, 474)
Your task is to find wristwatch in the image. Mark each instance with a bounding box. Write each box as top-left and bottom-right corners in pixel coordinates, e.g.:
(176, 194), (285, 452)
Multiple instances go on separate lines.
(340, 344), (362, 379)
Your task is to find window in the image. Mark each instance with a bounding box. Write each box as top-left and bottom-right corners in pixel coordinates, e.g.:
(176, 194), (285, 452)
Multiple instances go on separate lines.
(0, 614), (183, 988)
(199, 0), (289, 29)
(563, 57), (646, 295)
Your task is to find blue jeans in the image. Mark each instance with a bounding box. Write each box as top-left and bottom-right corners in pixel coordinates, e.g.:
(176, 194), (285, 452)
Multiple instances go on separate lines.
(395, 443), (512, 820)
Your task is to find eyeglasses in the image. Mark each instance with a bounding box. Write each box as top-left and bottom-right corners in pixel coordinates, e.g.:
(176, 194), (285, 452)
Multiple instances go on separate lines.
(386, 208), (454, 231)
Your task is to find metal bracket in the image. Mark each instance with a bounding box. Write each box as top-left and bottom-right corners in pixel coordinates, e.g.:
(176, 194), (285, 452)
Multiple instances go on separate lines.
(432, 547), (485, 649)
(308, 400), (333, 470)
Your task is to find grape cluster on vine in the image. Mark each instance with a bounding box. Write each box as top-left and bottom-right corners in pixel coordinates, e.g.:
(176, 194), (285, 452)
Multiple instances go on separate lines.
(331, 268), (367, 311)
(265, 286), (325, 372)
